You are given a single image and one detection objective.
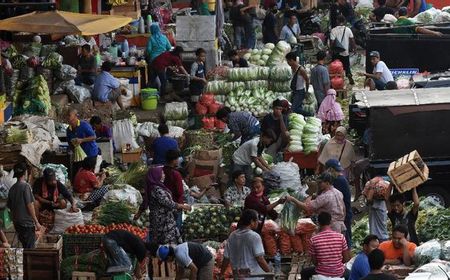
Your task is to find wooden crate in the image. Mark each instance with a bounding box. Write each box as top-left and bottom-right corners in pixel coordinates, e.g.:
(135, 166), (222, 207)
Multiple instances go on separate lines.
(36, 234), (62, 250)
(72, 271), (96, 280)
(24, 249), (61, 280)
(152, 258), (176, 278)
(388, 150), (429, 193)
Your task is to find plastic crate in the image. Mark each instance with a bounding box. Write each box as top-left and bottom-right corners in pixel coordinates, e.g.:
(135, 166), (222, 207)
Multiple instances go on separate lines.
(283, 151), (318, 170)
(63, 234), (103, 258)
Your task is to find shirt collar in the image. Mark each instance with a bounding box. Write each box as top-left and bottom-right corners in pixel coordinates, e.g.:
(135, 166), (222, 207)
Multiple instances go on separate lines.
(69, 119), (80, 131)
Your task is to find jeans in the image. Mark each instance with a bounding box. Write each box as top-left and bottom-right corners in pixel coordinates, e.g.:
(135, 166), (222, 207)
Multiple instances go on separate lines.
(244, 20), (256, 49)
(15, 224), (35, 249)
(102, 237), (132, 271)
(233, 26), (246, 49)
(374, 79), (386, 90)
(150, 70), (167, 96)
(332, 54), (352, 77)
(292, 89), (310, 116)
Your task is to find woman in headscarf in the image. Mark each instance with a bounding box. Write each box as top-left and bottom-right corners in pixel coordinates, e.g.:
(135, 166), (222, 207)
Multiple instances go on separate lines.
(134, 166), (191, 244)
(317, 89), (345, 136)
(317, 126), (356, 178)
(146, 23), (172, 62)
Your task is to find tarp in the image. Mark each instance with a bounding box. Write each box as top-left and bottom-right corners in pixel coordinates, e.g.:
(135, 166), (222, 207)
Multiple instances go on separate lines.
(0, 10), (132, 35)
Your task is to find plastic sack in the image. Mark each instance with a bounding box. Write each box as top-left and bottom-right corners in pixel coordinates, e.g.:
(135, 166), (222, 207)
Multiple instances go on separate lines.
(112, 119), (139, 151)
(271, 161), (301, 190)
(53, 79), (75, 95)
(0, 168), (16, 199)
(102, 184), (142, 212)
(55, 64), (77, 81)
(411, 260), (450, 280)
(415, 240), (442, 266)
(290, 234), (304, 253)
(52, 208), (84, 233)
(414, 8), (440, 24)
(279, 230), (292, 255)
(442, 241), (450, 261)
(363, 177), (389, 200)
(135, 122), (184, 139)
(66, 84), (91, 103)
(435, 11), (450, 23)
(164, 102), (189, 120)
(295, 218), (318, 235)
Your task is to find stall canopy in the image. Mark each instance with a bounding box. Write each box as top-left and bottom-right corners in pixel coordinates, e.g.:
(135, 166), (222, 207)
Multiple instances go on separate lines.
(0, 10), (132, 35)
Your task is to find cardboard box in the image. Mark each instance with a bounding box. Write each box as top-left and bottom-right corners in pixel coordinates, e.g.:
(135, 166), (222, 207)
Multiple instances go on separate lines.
(188, 159), (219, 178)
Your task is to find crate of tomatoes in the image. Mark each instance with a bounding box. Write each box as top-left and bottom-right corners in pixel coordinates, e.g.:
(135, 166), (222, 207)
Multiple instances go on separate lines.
(63, 223), (148, 258)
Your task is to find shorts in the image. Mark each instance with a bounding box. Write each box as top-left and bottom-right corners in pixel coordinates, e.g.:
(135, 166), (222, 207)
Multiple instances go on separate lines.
(108, 88), (121, 102)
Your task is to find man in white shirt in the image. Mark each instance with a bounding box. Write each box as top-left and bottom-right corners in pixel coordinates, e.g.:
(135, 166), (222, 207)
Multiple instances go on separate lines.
(280, 14), (301, 42)
(359, 51), (394, 91)
(330, 15), (356, 85)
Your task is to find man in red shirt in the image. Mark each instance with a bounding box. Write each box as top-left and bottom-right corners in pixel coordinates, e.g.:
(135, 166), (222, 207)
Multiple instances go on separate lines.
(163, 149), (184, 230)
(151, 46), (188, 100)
(302, 212), (352, 280)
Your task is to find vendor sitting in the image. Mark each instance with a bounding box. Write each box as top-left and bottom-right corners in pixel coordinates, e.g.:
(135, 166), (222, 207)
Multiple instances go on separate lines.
(93, 61), (127, 110)
(75, 44), (97, 86)
(228, 50), (249, 68)
(90, 116), (112, 140)
(73, 157), (109, 207)
(379, 225), (416, 266)
(33, 168), (77, 213)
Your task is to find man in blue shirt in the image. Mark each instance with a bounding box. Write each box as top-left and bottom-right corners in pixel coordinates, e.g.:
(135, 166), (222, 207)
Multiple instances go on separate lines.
(350, 235), (380, 280)
(66, 108), (99, 158)
(151, 123), (178, 165)
(326, 159), (353, 248)
(93, 61), (125, 110)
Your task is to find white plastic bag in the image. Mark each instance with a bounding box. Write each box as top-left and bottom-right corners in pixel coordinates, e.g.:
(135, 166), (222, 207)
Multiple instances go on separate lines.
(415, 240), (442, 266)
(112, 119), (139, 150)
(271, 161), (301, 190)
(0, 168), (16, 199)
(136, 122), (185, 138)
(52, 208), (84, 233)
(55, 64), (77, 81)
(164, 102), (189, 120)
(102, 184), (142, 212)
(66, 85), (91, 103)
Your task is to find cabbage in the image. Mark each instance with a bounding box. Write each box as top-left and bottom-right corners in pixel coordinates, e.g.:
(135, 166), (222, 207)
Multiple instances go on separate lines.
(261, 55), (269, 61)
(288, 36), (297, 44)
(252, 49), (259, 54)
(276, 41), (291, 53)
(269, 65), (293, 81)
(251, 54), (261, 61)
(265, 43), (275, 49)
(262, 48), (272, 55)
(243, 53), (251, 60)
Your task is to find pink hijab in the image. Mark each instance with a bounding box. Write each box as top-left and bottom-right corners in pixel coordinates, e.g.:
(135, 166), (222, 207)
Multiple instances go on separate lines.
(317, 89), (345, 122)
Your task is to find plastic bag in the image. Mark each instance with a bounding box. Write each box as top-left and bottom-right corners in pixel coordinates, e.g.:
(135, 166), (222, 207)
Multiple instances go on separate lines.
(411, 260), (450, 280)
(55, 64), (77, 81)
(442, 241), (450, 261)
(52, 208), (84, 233)
(0, 168), (16, 199)
(295, 218), (318, 235)
(164, 102), (189, 120)
(415, 240), (442, 266)
(102, 184), (142, 212)
(66, 84), (91, 103)
(112, 119), (139, 150)
(271, 161), (301, 190)
(290, 234), (304, 253)
(53, 79), (75, 95)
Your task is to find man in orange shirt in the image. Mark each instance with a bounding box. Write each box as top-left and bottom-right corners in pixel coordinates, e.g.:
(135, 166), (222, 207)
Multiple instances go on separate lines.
(379, 225), (416, 266)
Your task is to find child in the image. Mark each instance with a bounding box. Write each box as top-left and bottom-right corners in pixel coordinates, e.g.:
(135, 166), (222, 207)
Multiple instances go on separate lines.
(387, 188), (420, 245)
(189, 48), (207, 96)
(364, 177), (391, 242)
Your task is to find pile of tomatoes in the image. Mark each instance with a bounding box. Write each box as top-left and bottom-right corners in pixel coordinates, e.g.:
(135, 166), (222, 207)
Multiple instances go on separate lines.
(65, 223), (148, 240)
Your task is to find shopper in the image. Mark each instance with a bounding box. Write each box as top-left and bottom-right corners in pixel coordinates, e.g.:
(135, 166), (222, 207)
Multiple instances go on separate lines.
(310, 51), (330, 106)
(146, 23), (172, 62)
(93, 61), (126, 110)
(365, 177), (390, 242)
(242, 0), (257, 49)
(73, 156), (109, 206)
(362, 249), (397, 280)
(262, 3), (279, 44)
(151, 123), (179, 165)
(33, 168), (77, 213)
(228, 50), (249, 68)
(244, 177), (285, 232)
(280, 14), (301, 42)
(189, 48), (208, 96)
(286, 52), (310, 116)
(75, 44), (97, 86)
(359, 51), (394, 91)
(102, 230), (149, 279)
(261, 99), (289, 159)
(388, 189), (420, 245)
(7, 162), (42, 248)
(220, 209), (272, 277)
(230, 0), (246, 49)
(134, 166), (191, 244)
(330, 15), (356, 85)
(317, 89), (345, 134)
(225, 170), (251, 208)
(379, 225), (416, 265)
(349, 235), (380, 280)
(330, 0), (356, 28)
(155, 242), (214, 280)
(216, 107), (260, 145)
(326, 159), (353, 248)
(163, 149), (185, 230)
(301, 212), (351, 280)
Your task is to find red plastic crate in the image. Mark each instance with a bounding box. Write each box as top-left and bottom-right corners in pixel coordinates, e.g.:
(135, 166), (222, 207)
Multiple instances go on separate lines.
(283, 151), (319, 169)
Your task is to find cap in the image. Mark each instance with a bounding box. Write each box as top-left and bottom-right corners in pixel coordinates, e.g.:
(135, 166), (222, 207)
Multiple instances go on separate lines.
(369, 51), (380, 58)
(325, 159), (344, 172)
(157, 245), (170, 261)
(317, 172), (334, 183)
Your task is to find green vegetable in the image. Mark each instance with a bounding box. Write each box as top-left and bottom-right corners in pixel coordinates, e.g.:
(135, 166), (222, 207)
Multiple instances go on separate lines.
(6, 127), (32, 144)
(97, 201), (132, 226)
(105, 162), (148, 191)
(42, 52), (63, 70)
(280, 190), (308, 235)
(73, 145), (87, 162)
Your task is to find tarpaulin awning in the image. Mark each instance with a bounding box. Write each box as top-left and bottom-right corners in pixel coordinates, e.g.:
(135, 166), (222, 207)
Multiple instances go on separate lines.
(0, 10), (132, 35)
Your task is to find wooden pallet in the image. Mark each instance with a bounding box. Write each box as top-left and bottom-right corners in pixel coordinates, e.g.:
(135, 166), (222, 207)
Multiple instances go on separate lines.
(288, 254), (313, 280)
(72, 271), (96, 280)
(152, 258), (176, 278)
(388, 150), (429, 193)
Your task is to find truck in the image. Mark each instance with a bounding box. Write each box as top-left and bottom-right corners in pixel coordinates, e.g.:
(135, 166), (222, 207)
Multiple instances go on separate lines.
(349, 87), (450, 207)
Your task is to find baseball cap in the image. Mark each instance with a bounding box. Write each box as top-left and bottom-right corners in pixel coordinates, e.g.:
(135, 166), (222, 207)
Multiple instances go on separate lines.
(325, 159), (344, 172)
(157, 245), (170, 261)
(369, 51), (380, 58)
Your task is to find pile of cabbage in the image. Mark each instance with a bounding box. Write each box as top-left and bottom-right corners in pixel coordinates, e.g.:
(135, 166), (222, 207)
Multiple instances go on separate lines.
(287, 113), (306, 152)
(269, 65), (293, 92)
(287, 114), (322, 153)
(243, 41), (292, 67)
(413, 7), (450, 24)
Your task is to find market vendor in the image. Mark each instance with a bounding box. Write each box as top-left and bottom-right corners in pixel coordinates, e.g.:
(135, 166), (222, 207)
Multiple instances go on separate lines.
(73, 157), (108, 207)
(189, 48), (208, 96)
(280, 14), (301, 42)
(151, 46), (189, 100)
(261, 99), (289, 160)
(232, 130), (276, 184)
(286, 172), (346, 234)
(102, 230), (149, 278)
(330, 0), (356, 28)
(244, 177), (285, 232)
(155, 242), (214, 279)
(393, 7), (443, 36)
(358, 51), (394, 91)
(379, 225), (416, 265)
(225, 170), (251, 208)
(33, 168), (77, 213)
(75, 44), (97, 86)
(90, 116), (112, 140)
(387, 189), (420, 245)
(349, 235), (380, 280)
(370, 0), (395, 22)
(286, 52), (310, 116)
(151, 123), (179, 165)
(146, 23), (172, 63)
(93, 61), (126, 110)
(216, 107), (260, 145)
(228, 50), (249, 68)
(310, 51), (330, 106)
(163, 149), (185, 230)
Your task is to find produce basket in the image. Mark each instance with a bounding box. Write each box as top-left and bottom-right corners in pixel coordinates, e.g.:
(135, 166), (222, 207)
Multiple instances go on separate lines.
(283, 151), (318, 170)
(62, 233), (103, 258)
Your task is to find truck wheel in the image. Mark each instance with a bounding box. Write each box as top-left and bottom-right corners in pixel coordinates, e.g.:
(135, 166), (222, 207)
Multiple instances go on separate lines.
(418, 186), (450, 207)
